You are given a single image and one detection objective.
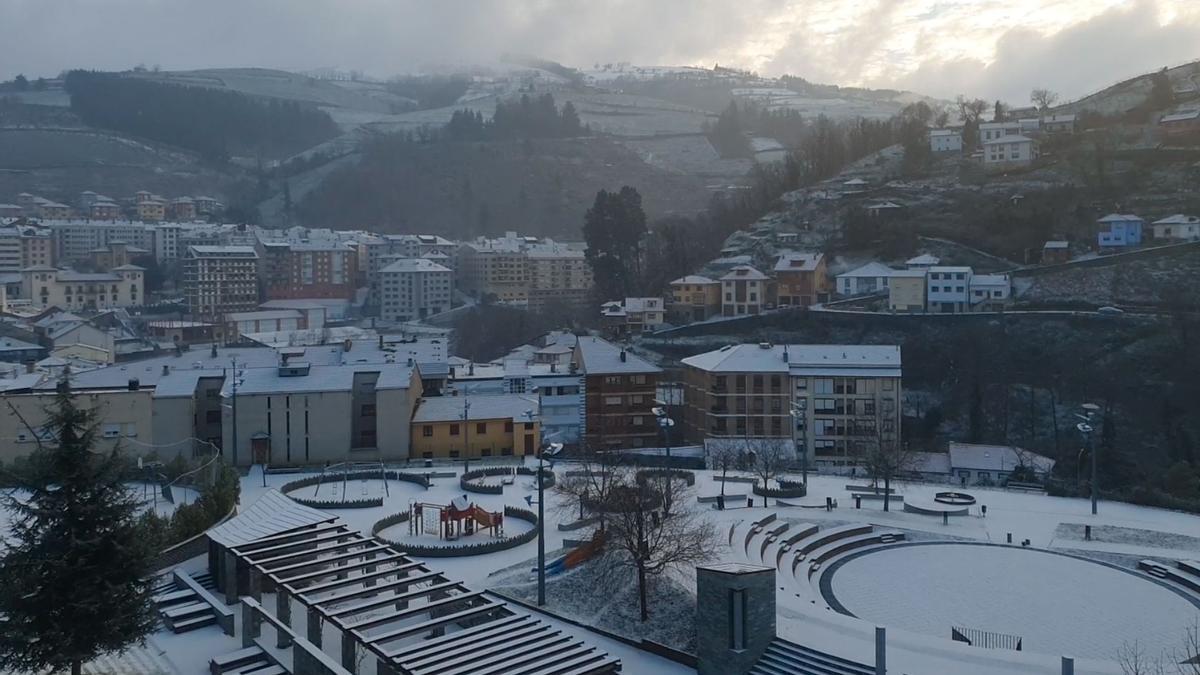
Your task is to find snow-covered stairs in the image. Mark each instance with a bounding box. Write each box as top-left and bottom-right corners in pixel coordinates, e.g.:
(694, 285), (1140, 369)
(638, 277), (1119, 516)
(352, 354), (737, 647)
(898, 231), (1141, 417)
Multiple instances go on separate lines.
(749, 638), (874, 675)
(209, 646), (284, 675)
(153, 571), (219, 633)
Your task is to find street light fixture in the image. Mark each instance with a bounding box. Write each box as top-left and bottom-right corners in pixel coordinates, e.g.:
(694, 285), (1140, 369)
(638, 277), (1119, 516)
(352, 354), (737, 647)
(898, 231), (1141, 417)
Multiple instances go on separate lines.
(1076, 403), (1101, 515)
(536, 441), (562, 607)
(790, 402), (808, 485)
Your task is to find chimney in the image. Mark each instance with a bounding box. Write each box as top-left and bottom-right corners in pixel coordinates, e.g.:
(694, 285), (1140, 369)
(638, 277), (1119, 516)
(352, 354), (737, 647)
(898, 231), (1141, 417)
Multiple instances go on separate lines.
(406, 357), (414, 367)
(619, 350), (627, 362)
(469, 362), (475, 376)
(343, 338), (353, 352)
(162, 364), (170, 376)
(210, 343), (218, 358)
(378, 334), (384, 349)
(550, 362), (557, 373)
(127, 378), (139, 391)
(25, 361), (35, 374)
(782, 347), (789, 362)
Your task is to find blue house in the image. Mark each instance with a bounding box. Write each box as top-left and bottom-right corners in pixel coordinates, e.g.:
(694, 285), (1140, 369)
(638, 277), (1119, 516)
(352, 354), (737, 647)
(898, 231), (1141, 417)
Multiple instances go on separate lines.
(1097, 214), (1144, 248)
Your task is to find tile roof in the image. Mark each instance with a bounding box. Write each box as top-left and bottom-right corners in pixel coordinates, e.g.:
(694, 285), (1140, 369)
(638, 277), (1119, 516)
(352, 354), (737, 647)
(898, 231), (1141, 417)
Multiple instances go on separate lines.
(838, 262), (896, 279)
(774, 252), (823, 273)
(573, 336), (661, 375)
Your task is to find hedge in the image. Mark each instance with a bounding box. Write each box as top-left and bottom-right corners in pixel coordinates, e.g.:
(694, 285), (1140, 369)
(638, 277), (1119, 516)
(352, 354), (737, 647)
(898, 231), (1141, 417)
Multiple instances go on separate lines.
(282, 470), (430, 509)
(372, 506), (540, 557)
(460, 466), (555, 495)
(635, 468), (696, 487)
(753, 480), (807, 499)
(557, 516), (601, 532)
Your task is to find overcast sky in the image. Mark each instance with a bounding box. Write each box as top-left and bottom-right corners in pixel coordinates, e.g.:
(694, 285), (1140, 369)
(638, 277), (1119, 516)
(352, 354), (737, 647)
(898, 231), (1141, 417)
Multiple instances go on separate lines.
(2, 0), (1198, 103)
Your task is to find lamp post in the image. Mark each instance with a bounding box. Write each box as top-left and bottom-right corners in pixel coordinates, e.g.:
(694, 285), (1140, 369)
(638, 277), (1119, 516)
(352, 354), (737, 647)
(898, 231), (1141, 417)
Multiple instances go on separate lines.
(1076, 403), (1101, 515)
(790, 401), (808, 485)
(652, 406), (675, 511)
(229, 358), (239, 468)
(461, 396), (471, 469)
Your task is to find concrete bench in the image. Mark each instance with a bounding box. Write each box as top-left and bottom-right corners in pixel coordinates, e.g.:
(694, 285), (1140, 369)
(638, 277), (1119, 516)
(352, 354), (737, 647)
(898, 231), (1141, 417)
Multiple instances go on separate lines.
(795, 524), (874, 560)
(806, 531), (905, 578)
(210, 647), (265, 675)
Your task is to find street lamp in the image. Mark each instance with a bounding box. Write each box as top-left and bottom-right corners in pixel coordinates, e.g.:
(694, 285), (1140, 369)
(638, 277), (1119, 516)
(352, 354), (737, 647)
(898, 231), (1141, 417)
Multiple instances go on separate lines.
(790, 401), (808, 485)
(534, 441), (562, 607)
(1076, 403), (1101, 515)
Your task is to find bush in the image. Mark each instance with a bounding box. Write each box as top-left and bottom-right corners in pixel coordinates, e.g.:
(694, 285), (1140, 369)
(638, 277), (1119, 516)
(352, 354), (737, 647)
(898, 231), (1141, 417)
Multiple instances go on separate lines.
(281, 470), (430, 508)
(635, 468), (696, 487)
(753, 480), (807, 499)
(372, 506), (540, 557)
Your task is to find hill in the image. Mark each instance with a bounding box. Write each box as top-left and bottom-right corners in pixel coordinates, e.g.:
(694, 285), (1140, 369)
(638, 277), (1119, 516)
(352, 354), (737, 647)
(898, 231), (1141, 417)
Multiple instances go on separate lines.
(1056, 60), (1200, 116)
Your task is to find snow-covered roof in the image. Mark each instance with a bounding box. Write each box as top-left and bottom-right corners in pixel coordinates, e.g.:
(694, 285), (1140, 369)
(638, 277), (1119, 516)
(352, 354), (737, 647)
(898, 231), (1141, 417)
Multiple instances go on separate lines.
(866, 201), (903, 210)
(573, 336), (661, 375)
(838, 262), (896, 279)
(622, 297), (662, 313)
(720, 265), (769, 281)
(1097, 213), (1145, 224)
(1043, 240), (1069, 249)
(412, 393), (539, 423)
(207, 489), (336, 549)
(949, 442), (1055, 474)
(670, 275), (718, 285)
(929, 266), (972, 274)
(906, 254), (941, 266)
(774, 252), (823, 273)
(227, 309), (302, 322)
(843, 178), (869, 186)
(1152, 214), (1200, 225)
(1161, 110), (1200, 123)
(969, 274), (1009, 288)
(682, 343), (902, 376)
(929, 129), (958, 137)
(889, 269), (927, 278)
(380, 258), (451, 274)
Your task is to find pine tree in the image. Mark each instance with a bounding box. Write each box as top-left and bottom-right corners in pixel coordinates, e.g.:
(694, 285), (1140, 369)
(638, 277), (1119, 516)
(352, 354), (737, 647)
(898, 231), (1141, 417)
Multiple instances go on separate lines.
(0, 380), (159, 675)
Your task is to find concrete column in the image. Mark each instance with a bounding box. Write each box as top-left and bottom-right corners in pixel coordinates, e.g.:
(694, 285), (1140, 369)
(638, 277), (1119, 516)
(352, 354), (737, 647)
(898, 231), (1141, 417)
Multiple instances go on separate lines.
(695, 563), (775, 675)
(247, 568), (262, 601)
(307, 608), (323, 648)
(875, 626), (886, 675)
(340, 633), (357, 673)
(377, 657), (399, 675)
(241, 602), (262, 649)
(1061, 656), (1075, 675)
(276, 590), (293, 649)
(223, 551), (240, 605)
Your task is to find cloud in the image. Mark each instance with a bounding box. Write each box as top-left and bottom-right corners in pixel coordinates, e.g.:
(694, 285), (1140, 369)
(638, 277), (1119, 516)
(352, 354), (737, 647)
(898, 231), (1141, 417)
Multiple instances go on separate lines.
(885, 0), (1200, 102)
(0, 0), (1196, 105)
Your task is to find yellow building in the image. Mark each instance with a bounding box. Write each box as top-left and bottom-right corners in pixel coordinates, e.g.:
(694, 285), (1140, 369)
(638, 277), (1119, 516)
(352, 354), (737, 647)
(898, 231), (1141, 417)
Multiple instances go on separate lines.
(0, 387), (156, 464)
(888, 270), (927, 313)
(20, 264), (144, 311)
(411, 394), (541, 459)
(669, 275), (721, 322)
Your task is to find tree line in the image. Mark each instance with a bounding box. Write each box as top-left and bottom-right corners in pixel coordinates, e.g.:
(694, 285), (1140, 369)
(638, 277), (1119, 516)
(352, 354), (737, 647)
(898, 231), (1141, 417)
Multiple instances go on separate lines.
(445, 93), (586, 141)
(63, 70), (339, 160)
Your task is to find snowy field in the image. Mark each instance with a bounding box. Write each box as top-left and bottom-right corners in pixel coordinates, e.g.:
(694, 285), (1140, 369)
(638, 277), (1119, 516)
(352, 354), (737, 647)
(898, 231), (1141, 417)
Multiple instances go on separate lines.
(828, 542), (1198, 659)
(0, 483), (200, 538)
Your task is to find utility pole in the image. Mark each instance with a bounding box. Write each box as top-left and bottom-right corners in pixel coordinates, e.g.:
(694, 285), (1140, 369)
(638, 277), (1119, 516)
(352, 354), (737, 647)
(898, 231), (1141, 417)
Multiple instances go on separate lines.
(791, 401), (808, 485)
(230, 358), (239, 467)
(1076, 403), (1101, 515)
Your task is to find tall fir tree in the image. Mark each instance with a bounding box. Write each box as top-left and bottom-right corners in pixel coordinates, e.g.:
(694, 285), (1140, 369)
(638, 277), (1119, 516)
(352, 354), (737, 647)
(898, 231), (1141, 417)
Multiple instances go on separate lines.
(0, 380), (158, 675)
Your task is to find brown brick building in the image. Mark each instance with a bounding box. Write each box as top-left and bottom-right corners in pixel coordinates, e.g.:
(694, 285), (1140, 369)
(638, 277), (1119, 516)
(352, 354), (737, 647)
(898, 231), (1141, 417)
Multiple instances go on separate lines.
(259, 242), (358, 301)
(572, 336), (662, 450)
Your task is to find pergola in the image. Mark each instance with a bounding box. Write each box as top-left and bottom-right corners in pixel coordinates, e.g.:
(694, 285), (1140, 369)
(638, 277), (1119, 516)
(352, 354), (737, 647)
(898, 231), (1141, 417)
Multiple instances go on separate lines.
(208, 491), (620, 675)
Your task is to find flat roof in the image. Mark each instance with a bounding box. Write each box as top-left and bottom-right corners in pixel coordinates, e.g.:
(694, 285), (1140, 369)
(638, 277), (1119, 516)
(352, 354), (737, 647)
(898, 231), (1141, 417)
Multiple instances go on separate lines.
(412, 393), (539, 423)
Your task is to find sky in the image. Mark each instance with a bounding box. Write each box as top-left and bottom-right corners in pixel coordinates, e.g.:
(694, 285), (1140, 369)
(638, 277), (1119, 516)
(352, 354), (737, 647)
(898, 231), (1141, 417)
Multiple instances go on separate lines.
(2, 0), (1198, 103)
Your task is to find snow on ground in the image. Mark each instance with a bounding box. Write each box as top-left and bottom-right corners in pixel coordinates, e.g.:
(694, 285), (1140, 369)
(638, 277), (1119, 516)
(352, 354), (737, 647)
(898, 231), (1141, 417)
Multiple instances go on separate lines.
(829, 543), (1196, 659)
(0, 484), (200, 537)
(224, 465), (1200, 674)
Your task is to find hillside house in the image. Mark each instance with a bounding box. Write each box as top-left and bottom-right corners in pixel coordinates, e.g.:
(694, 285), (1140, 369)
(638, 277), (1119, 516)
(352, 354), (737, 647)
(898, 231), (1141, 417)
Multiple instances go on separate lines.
(906, 254), (940, 269)
(948, 442), (1055, 485)
(1042, 114), (1077, 134)
(978, 121), (1022, 143)
(669, 275), (721, 322)
(865, 201), (905, 218)
(927, 266), (971, 313)
(1151, 214), (1200, 241)
(929, 129), (962, 153)
(1042, 240), (1070, 264)
(1097, 214), (1144, 248)
(1159, 110), (1200, 141)
(600, 297), (664, 337)
(720, 265), (769, 317)
(836, 262), (895, 296)
(982, 135), (1038, 166)
(773, 252), (828, 307)
(969, 274), (1011, 310)
(888, 270), (927, 313)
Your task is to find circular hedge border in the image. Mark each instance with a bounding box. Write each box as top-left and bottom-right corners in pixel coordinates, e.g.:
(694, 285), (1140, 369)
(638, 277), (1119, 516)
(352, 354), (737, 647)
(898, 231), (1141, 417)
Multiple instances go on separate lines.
(283, 470), (431, 509)
(934, 491), (977, 506)
(460, 466), (555, 495)
(372, 506), (539, 557)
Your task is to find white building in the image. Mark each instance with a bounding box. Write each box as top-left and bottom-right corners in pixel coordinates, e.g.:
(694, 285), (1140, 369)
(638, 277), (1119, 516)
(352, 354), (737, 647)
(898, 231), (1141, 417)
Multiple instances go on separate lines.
(1152, 214), (1200, 241)
(982, 135), (1039, 166)
(978, 121), (1022, 144)
(968, 274), (1011, 308)
(906, 254), (940, 269)
(720, 265), (770, 317)
(836, 262), (895, 296)
(929, 129), (962, 153)
(926, 266), (972, 313)
(378, 257), (453, 323)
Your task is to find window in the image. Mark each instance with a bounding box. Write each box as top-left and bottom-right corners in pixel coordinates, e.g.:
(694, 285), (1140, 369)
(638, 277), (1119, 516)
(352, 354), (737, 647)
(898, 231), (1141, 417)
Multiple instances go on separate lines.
(883, 379), (895, 391)
(361, 404), (376, 417)
(102, 423), (121, 439)
(205, 410), (221, 423)
(814, 398), (835, 412)
(814, 419), (835, 436)
(524, 422), (534, 430)
(814, 378), (833, 394)
(632, 415), (644, 426)
(604, 376), (621, 385)
(423, 425), (433, 437)
(729, 589), (746, 651)
(450, 424), (460, 436)
(504, 420), (513, 433)
(476, 422), (487, 435)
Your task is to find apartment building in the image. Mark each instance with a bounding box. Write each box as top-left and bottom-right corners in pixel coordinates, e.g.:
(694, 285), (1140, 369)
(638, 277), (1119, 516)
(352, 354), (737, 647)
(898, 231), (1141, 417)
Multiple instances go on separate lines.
(20, 264), (144, 311)
(363, 234), (455, 305)
(680, 343), (902, 467)
(773, 252), (829, 307)
(43, 220), (157, 263)
(455, 242), (530, 304)
(259, 241), (358, 301)
(453, 232), (590, 308)
(526, 245), (592, 311)
(572, 337), (662, 450)
(378, 257), (454, 323)
(410, 393), (541, 459)
(887, 270), (927, 312)
(670, 275), (721, 322)
(720, 265), (770, 317)
(183, 245), (260, 319)
(926, 266), (972, 313)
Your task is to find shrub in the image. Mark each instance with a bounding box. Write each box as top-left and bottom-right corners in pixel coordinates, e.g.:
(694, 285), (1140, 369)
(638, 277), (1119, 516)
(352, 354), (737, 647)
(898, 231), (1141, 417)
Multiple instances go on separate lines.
(635, 469), (696, 487)
(282, 470), (430, 508)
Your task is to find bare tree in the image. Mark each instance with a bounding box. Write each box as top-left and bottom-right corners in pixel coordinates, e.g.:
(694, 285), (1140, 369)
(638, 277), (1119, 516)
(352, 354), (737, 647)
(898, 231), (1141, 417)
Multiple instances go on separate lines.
(1117, 640), (1166, 675)
(708, 440), (740, 503)
(857, 430), (918, 512)
(598, 474), (717, 622)
(553, 446), (623, 528)
(745, 437), (791, 507)
(1031, 88), (1059, 112)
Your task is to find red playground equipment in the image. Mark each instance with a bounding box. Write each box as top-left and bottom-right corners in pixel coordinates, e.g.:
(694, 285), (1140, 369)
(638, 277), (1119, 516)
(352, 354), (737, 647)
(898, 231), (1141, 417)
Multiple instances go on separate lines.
(410, 495), (504, 540)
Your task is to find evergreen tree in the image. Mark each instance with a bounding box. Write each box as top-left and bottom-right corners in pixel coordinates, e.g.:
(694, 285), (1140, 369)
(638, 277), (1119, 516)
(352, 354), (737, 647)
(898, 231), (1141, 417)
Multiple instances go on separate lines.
(13, 74), (28, 91)
(0, 381), (158, 675)
(583, 186), (647, 301)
